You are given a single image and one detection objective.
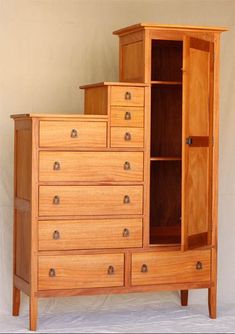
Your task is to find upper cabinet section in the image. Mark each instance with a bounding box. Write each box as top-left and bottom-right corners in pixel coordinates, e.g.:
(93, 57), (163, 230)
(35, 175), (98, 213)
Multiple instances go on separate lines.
(113, 23), (228, 83)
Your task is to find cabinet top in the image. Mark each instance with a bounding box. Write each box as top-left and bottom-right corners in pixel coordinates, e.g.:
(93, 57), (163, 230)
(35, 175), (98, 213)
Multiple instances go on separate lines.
(10, 114), (108, 120)
(113, 23), (228, 35)
(80, 81), (148, 89)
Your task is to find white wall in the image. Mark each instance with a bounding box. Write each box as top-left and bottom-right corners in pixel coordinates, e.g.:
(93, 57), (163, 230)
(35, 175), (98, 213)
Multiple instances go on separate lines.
(0, 0), (234, 315)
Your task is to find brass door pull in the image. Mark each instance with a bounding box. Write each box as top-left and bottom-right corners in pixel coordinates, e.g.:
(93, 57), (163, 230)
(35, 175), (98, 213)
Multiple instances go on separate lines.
(71, 128), (78, 138)
(53, 230), (60, 240)
(53, 161), (61, 170)
(53, 195), (60, 205)
(141, 264), (148, 273)
(196, 261), (203, 270)
(123, 161), (131, 170)
(124, 111), (131, 120)
(49, 268), (56, 277)
(107, 265), (115, 275)
(125, 91), (131, 100)
(122, 228), (130, 237)
(123, 195), (130, 204)
(124, 132), (131, 141)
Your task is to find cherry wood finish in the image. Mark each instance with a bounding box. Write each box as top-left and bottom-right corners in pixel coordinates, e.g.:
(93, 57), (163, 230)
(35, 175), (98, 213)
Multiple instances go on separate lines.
(11, 24), (226, 330)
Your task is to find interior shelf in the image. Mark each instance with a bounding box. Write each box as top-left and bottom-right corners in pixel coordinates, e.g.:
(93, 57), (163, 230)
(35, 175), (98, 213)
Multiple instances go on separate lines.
(151, 80), (182, 85)
(151, 157), (181, 161)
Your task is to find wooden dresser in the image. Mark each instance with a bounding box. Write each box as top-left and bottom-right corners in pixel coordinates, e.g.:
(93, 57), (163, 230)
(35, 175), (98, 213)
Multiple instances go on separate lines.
(11, 23), (227, 331)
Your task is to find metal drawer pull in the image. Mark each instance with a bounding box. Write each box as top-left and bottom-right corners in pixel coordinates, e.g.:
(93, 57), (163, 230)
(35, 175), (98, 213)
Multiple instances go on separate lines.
(123, 161), (131, 170)
(71, 128), (78, 138)
(124, 132), (131, 141)
(53, 230), (60, 240)
(186, 137), (193, 145)
(124, 111), (131, 120)
(141, 264), (148, 273)
(196, 261), (203, 270)
(123, 195), (130, 204)
(49, 268), (56, 277)
(53, 195), (60, 205)
(125, 91), (131, 100)
(107, 265), (115, 275)
(53, 161), (60, 170)
(122, 228), (130, 237)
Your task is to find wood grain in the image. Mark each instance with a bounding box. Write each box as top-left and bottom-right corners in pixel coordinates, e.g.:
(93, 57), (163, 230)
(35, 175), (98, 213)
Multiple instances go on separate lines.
(39, 151), (143, 182)
(38, 219), (142, 250)
(39, 185), (143, 216)
(110, 86), (144, 106)
(38, 253), (124, 290)
(39, 121), (107, 148)
(111, 106), (144, 127)
(111, 127), (144, 148)
(132, 250), (211, 286)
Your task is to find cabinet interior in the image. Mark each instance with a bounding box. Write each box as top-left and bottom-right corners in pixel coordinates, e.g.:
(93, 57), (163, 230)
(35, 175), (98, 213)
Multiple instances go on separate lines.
(150, 40), (183, 245)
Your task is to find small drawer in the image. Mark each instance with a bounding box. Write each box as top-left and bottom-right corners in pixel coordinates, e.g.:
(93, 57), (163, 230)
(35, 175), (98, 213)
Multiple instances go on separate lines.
(111, 127), (144, 148)
(131, 250), (211, 286)
(111, 106), (144, 127)
(38, 218), (143, 250)
(38, 253), (124, 290)
(110, 86), (144, 106)
(39, 121), (107, 148)
(39, 185), (143, 216)
(39, 151), (144, 182)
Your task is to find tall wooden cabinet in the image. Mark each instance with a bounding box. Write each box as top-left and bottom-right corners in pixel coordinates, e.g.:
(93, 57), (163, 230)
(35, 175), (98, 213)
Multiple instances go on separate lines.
(11, 24), (227, 331)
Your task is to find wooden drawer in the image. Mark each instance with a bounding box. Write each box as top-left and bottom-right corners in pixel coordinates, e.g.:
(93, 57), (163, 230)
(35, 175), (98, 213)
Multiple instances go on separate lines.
(39, 185), (143, 216)
(38, 253), (124, 290)
(110, 86), (144, 106)
(111, 127), (144, 148)
(39, 121), (107, 148)
(111, 106), (144, 127)
(131, 250), (211, 286)
(39, 152), (144, 182)
(39, 219), (142, 250)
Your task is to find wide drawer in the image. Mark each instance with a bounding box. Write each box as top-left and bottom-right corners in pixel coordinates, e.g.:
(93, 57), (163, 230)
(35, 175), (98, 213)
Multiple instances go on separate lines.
(111, 106), (144, 127)
(38, 253), (124, 290)
(110, 86), (144, 106)
(39, 218), (142, 250)
(131, 250), (211, 286)
(39, 152), (144, 182)
(39, 185), (143, 216)
(39, 121), (107, 148)
(111, 127), (144, 148)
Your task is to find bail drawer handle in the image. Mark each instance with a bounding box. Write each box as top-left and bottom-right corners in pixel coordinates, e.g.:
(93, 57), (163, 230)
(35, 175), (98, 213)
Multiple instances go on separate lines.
(124, 132), (131, 141)
(71, 128), (78, 138)
(122, 228), (130, 237)
(196, 261), (203, 270)
(123, 195), (130, 204)
(53, 230), (60, 240)
(124, 111), (131, 120)
(53, 161), (61, 170)
(49, 268), (56, 277)
(123, 161), (131, 170)
(141, 264), (148, 273)
(107, 265), (115, 275)
(53, 195), (60, 205)
(125, 91), (132, 100)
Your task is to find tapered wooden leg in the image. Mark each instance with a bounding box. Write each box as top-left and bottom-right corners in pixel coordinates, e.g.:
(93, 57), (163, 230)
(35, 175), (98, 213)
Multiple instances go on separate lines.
(180, 290), (188, 306)
(208, 287), (217, 319)
(29, 296), (38, 331)
(12, 286), (21, 316)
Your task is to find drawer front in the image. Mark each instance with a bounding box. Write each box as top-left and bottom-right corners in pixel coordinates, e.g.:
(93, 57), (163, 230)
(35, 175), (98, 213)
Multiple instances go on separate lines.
(39, 152), (144, 182)
(111, 86), (144, 106)
(39, 121), (107, 148)
(38, 253), (124, 290)
(111, 106), (144, 127)
(111, 127), (144, 148)
(39, 185), (143, 216)
(39, 219), (142, 250)
(131, 250), (211, 286)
